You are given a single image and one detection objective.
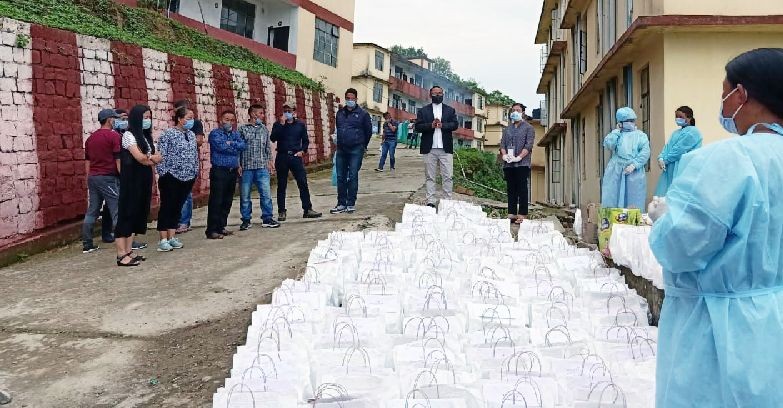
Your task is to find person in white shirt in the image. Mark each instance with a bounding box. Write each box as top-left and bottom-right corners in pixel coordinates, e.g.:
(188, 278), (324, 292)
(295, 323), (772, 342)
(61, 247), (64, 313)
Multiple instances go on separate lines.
(414, 86), (459, 208)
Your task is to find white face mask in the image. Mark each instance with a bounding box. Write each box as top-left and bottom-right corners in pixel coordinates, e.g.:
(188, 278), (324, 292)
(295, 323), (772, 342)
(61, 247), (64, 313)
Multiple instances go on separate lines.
(719, 87), (744, 135)
(510, 111), (523, 122)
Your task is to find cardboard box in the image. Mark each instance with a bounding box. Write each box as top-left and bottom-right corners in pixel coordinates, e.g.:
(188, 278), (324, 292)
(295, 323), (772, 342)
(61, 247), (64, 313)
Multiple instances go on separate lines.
(598, 207), (642, 251)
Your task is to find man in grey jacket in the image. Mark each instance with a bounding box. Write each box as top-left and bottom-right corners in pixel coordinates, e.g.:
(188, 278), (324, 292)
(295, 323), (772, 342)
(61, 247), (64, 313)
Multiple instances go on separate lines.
(500, 103), (535, 223)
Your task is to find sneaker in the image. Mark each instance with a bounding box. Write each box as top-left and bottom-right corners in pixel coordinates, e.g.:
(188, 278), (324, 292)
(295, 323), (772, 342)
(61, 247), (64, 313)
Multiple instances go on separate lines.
(168, 237), (184, 249)
(240, 220), (252, 231)
(132, 241), (148, 250)
(303, 209), (322, 218)
(346, 206), (356, 214)
(375, 168), (384, 172)
(330, 205), (347, 214)
(157, 240), (173, 252)
(82, 243), (99, 253)
(262, 219), (280, 228)
(278, 211), (287, 222)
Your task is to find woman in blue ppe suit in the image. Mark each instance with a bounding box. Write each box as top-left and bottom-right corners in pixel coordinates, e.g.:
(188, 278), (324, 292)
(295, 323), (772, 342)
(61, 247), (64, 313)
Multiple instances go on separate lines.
(600, 107), (651, 209)
(654, 106), (702, 196)
(649, 48), (783, 407)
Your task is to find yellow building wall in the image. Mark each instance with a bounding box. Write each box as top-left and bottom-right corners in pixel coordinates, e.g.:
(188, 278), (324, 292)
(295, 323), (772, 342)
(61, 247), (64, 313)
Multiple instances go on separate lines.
(352, 45), (388, 81)
(296, 11), (354, 95)
(307, 0), (355, 21)
(484, 126), (503, 150)
(661, 0), (782, 15)
(662, 31), (783, 147)
(351, 77), (387, 115)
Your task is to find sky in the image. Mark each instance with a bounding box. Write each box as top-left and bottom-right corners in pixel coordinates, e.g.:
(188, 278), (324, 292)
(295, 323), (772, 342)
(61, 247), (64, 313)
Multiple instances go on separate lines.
(354, 0), (546, 109)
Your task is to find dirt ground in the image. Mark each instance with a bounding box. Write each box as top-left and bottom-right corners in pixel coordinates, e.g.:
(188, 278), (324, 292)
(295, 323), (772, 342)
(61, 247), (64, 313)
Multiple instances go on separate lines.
(0, 141), (424, 407)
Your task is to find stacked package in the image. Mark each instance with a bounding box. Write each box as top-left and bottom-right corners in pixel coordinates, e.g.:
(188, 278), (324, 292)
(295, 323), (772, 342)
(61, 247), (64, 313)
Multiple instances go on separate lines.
(214, 200), (657, 408)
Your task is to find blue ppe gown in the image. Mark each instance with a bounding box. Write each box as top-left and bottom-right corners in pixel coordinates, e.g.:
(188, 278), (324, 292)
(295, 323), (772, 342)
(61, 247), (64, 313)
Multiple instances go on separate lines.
(649, 126), (783, 407)
(600, 128), (651, 209)
(654, 126), (703, 197)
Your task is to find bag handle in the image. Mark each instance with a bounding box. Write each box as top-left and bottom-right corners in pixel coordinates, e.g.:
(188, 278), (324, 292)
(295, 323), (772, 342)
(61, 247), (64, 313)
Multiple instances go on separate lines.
(502, 351), (542, 380)
(226, 382), (257, 408)
(342, 346), (372, 375)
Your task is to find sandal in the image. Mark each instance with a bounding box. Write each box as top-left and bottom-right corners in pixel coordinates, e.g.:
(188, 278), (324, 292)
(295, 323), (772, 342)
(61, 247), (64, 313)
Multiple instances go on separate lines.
(116, 252), (140, 267)
(130, 252), (146, 262)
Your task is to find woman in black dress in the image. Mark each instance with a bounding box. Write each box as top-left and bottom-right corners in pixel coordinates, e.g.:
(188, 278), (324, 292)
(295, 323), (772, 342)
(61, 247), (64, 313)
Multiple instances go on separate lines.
(115, 105), (161, 266)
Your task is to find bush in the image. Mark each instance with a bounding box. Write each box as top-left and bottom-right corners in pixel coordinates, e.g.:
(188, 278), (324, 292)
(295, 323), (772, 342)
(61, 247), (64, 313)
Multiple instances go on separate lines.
(453, 148), (506, 202)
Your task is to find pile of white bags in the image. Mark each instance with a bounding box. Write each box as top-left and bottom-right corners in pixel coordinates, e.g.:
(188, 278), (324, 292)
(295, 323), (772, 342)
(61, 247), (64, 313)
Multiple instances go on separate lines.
(214, 200), (656, 408)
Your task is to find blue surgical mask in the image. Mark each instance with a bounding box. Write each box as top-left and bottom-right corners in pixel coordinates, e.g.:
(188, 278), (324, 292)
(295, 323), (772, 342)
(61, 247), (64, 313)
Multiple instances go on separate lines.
(255, 118), (263, 126)
(621, 122), (637, 132)
(221, 122), (233, 133)
(184, 119), (195, 130)
(719, 87), (744, 135)
(675, 118), (688, 127)
(114, 119), (128, 131)
(284, 112), (294, 121)
(142, 118), (152, 130)
(346, 100), (357, 108)
(510, 112), (523, 122)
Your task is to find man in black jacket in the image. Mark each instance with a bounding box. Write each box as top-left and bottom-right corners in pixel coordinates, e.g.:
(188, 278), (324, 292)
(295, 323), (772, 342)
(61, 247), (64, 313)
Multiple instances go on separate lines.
(415, 86), (459, 208)
(270, 103), (322, 220)
(331, 88), (372, 214)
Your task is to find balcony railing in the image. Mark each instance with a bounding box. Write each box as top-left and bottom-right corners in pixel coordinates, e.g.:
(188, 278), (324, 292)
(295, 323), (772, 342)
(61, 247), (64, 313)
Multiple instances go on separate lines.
(389, 76), (429, 102)
(454, 127), (475, 140)
(387, 106), (416, 122)
(451, 100), (476, 117)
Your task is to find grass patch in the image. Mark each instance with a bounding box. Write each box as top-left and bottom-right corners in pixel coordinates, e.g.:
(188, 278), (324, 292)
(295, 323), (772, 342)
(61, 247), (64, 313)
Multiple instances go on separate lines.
(453, 148), (506, 202)
(0, 0), (322, 90)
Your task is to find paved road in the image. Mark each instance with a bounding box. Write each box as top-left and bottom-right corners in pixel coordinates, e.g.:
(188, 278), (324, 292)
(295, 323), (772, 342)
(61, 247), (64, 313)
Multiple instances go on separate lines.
(0, 140), (427, 407)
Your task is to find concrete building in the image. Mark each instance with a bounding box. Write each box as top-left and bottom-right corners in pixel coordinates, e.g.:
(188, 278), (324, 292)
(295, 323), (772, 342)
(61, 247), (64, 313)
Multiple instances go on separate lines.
(161, 0), (355, 95)
(484, 103), (510, 151)
(534, 0), (783, 209)
(351, 43), (390, 134)
(350, 47), (487, 149)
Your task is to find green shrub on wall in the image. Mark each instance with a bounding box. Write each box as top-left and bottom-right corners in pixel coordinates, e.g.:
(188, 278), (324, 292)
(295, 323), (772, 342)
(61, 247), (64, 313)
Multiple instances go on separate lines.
(0, 0), (323, 90)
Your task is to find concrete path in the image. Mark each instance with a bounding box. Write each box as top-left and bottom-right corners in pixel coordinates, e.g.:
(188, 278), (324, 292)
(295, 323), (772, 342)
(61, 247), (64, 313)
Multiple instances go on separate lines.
(0, 140), (427, 407)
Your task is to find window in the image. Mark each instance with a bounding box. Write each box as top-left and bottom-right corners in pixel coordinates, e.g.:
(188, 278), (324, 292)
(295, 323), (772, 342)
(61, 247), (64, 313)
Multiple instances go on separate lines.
(168, 0), (180, 12)
(596, 1), (601, 55)
(373, 81), (383, 103)
(220, 0), (256, 39)
(596, 94), (604, 178)
(599, 0), (616, 54)
(408, 99), (417, 114)
(478, 96), (484, 110)
(623, 64), (633, 107)
(640, 66), (651, 171)
(477, 118), (484, 133)
(414, 74), (423, 87)
(572, 114), (582, 205)
(375, 50), (384, 71)
(391, 94), (402, 109)
(580, 117), (587, 181)
(552, 136), (562, 184)
(394, 66), (404, 79)
(626, 0), (634, 27)
(314, 18), (339, 67)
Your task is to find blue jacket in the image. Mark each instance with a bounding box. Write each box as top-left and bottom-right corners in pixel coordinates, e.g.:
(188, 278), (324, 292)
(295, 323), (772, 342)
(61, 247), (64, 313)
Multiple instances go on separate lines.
(336, 106), (372, 148)
(208, 128), (246, 168)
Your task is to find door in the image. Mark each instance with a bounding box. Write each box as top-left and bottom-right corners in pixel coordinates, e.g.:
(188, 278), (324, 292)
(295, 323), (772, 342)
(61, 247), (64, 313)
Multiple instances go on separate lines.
(268, 26), (290, 52)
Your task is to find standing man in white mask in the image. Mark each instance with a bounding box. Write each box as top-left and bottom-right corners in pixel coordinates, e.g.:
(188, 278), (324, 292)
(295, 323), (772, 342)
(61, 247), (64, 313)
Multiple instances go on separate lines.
(415, 85), (459, 208)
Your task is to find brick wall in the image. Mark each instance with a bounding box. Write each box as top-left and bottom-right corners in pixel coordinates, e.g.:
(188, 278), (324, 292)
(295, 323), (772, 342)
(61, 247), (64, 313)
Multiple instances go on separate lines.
(0, 17), (337, 250)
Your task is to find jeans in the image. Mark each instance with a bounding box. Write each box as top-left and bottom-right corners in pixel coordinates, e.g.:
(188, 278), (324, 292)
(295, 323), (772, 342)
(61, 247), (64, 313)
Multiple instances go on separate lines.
(504, 166), (530, 216)
(276, 153), (312, 212)
(179, 192), (193, 226)
(82, 175), (120, 245)
(206, 166), (238, 235)
(240, 168), (273, 222)
(335, 144), (365, 207)
(378, 140), (397, 170)
(157, 173), (195, 231)
(100, 204), (113, 241)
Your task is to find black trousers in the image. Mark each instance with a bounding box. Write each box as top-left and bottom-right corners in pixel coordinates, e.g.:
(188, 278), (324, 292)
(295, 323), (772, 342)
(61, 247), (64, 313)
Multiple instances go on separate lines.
(206, 166), (238, 235)
(157, 173), (195, 231)
(504, 166), (530, 216)
(276, 153), (312, 212)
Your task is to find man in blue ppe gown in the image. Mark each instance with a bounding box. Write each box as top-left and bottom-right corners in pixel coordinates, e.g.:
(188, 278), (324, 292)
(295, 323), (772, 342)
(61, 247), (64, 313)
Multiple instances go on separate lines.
(649, 48), (783, 407)
(654, 106), (703, 196)
(601, 107), (650, 209)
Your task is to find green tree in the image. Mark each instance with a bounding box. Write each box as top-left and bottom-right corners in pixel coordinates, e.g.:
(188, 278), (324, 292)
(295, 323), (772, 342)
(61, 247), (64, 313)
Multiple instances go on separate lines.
(390, 45), (427, 59)
(487, 90), (516, 106)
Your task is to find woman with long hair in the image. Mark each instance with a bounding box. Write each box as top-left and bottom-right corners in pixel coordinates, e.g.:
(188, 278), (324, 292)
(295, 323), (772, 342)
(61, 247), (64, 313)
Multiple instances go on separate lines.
(115, 105), (160, 266)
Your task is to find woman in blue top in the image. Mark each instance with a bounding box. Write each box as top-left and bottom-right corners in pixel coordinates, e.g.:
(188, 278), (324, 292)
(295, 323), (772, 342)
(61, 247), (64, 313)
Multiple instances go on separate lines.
(601, 107), (651, 209)
(649, 48), (783, 407)
(654, 106), (702, 196)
